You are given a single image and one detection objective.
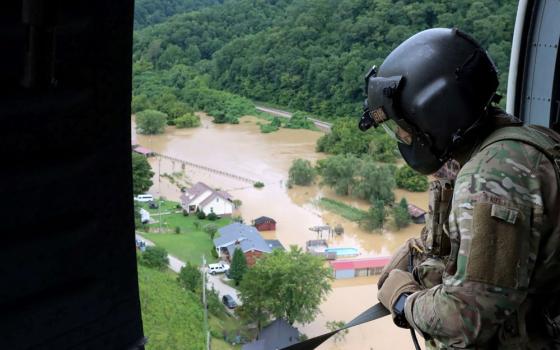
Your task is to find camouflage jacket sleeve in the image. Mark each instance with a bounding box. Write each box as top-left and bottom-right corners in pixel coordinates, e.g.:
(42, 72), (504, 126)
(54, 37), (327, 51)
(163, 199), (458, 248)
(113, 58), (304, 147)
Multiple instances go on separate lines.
(403, 140), (551, 348)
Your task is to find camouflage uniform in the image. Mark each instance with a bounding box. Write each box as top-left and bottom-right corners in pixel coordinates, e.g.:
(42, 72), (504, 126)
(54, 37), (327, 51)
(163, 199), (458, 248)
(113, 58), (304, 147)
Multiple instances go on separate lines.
(403, 126), (560, 349)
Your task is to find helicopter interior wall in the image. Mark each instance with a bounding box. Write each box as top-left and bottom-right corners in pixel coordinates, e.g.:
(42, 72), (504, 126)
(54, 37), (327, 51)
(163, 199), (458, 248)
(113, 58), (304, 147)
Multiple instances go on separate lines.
(517, 0), (560, 130)
(0, 1), (144, 349)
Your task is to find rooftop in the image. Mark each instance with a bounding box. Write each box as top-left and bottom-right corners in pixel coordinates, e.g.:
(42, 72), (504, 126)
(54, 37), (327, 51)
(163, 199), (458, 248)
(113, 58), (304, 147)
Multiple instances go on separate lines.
(214, 223), (271, 254)
(329, 257), (391, 271)
(253, 216), (276, 225)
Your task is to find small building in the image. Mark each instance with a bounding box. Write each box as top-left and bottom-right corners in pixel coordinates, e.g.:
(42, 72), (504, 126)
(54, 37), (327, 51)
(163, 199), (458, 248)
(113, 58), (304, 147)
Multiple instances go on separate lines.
(242, 319), (300, 350)
(329, 257), (391, 279)
(132, 146), (155, 157)
(213, 223), (272, 266)
(253, 216), (276, 231)
(139, 208), (150, 224)
(180, 182), (234, 216)
(408, 204), (427, 224)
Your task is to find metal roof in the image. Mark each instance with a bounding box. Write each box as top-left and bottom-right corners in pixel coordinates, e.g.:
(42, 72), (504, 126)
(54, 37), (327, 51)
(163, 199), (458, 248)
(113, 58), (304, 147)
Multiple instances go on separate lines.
(214, 223), (271, 254)
(329, 257), (391, 271)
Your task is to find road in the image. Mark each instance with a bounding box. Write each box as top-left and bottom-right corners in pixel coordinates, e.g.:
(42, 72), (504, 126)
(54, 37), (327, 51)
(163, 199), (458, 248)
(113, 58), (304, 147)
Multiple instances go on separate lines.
(255, 105), (332, 133)
(135, 233), (241, 305)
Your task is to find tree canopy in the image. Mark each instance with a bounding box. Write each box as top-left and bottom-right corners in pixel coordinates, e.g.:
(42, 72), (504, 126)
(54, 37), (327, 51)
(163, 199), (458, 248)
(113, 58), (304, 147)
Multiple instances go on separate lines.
(132, 152), (154, 195)
(288, 159), (316, 186)
(238, 246), (332, 329)
(133, 0), (516, 120)
(229, 247), (248, 285)
(136, 109), (168, 134)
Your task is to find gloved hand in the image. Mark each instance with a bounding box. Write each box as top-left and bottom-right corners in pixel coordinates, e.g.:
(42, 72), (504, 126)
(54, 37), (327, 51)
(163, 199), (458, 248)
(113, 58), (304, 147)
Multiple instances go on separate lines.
(377, 269), (421, 327)
(378, 237), (424, 289)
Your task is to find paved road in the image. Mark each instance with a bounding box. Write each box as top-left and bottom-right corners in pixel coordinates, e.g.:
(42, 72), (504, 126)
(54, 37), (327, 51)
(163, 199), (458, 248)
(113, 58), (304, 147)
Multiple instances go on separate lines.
(135, 233), (241, 305)
(255, 105), (332, 132)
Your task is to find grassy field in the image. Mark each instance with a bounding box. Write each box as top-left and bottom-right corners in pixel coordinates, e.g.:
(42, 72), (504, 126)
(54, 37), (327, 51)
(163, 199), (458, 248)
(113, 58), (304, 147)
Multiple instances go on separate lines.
(138, 200), (232, 265)
(139, 264), (245, 350)
(138, 264), (206, 350)
(318, 197), (367, 222)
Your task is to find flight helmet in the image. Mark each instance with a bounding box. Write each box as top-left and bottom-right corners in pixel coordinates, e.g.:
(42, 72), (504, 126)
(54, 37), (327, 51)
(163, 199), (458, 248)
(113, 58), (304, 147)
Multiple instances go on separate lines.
(359, 28), (499, 174)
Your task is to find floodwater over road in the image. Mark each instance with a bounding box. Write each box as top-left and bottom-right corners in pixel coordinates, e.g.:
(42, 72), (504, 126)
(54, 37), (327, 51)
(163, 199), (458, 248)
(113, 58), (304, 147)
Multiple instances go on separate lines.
(132, 114), (428, 349)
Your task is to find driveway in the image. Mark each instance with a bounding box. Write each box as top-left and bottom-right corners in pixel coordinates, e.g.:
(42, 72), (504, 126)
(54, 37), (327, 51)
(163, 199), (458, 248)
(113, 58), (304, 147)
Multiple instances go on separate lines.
(135, 233), (241, 305)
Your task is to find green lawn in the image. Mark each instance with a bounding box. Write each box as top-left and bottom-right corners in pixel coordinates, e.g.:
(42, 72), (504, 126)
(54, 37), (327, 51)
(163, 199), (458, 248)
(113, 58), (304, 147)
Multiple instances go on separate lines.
(138, 201), (232, 265)
(317, 197), (367, 222)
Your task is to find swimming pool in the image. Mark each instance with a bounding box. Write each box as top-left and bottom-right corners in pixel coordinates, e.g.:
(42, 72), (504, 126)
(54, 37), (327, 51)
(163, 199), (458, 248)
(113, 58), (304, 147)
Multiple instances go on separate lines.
(324, 247), (359, 257)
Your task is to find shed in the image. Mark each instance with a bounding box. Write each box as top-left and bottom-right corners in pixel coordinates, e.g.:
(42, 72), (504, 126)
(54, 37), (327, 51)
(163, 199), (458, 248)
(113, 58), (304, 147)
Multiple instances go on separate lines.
(253, 216), (276, 231)
(408, 204), (427, 224)
(329, 257), (391, 279)
(132, 146), (154, 157)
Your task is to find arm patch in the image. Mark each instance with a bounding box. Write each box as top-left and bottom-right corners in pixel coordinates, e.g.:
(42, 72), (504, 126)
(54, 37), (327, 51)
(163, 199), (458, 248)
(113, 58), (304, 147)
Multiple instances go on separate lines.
(466, 203), (530, 289)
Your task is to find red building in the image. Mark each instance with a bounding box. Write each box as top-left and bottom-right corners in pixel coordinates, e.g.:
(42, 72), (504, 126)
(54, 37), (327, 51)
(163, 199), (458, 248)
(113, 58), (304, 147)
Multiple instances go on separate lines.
(329, 257), (391, 279)
(253, 216), (276, 231)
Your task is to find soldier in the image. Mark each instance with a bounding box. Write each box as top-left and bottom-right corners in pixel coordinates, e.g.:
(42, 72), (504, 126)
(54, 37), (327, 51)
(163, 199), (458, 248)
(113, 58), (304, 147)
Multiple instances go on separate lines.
(359, 28), (560, 348)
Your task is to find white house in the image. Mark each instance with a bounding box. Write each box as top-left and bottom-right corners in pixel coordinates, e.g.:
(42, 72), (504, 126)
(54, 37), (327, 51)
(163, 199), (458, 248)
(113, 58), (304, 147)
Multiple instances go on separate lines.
(180, 182), (234, 216)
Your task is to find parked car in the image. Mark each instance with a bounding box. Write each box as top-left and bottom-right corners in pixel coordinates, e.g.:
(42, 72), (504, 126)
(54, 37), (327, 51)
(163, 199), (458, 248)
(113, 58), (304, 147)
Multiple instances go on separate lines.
(208, 262), (229, 275)
(222, 294), (237, 309)
(148, 201), (158, 209)
(134, 194), (154, 202)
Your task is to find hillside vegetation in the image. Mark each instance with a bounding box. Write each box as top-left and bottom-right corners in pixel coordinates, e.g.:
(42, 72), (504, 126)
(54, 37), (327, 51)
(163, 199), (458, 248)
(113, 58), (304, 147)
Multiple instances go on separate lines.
(133, 0), (517, 120)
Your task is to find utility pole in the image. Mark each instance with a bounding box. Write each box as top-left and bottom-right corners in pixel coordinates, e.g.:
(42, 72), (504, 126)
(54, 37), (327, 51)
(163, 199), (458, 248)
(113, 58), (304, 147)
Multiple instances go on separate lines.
(202, 254), (210, 350)
(158, 156), (162, 233)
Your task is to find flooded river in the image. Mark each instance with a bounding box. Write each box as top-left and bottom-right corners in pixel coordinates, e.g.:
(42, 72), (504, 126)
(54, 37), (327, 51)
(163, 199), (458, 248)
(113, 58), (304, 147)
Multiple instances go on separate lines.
(132, 114), (428, 349)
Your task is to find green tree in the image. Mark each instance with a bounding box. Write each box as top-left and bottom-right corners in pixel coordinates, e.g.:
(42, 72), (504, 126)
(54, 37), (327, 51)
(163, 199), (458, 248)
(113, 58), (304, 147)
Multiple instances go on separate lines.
(136, 109), (167, 135)
(395, 165), (429, 192)
(361, 200), (385, 231)
(326, 320), (348, 343)
(203, 223), (218, 239)
(229, 247), (248, 286)
(141, 246), (169, 270)
(288, 159), (316, 186)
(238, 246), (332, 330)
(175, 113), (201, 128)
(177, 262), (201, 293)
(317, 154), (358, 196)
(393, 198), (411, 230)
(132, 152), (154, 195)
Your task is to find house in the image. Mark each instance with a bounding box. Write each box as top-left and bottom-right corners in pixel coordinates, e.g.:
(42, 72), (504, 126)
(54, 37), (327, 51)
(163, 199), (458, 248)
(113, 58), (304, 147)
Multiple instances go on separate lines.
(242, 319), (300, 350)
(213, 223), (271, 266)
(329, 257), (391, 279)
(408, 204), (427, 224)
(252, 216), (276, 231)
(180, 182), (233, 216)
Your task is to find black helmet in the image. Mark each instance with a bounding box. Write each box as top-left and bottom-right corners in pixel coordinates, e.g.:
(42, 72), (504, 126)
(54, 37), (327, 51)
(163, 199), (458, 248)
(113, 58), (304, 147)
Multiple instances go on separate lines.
(359, 28), (499, 174)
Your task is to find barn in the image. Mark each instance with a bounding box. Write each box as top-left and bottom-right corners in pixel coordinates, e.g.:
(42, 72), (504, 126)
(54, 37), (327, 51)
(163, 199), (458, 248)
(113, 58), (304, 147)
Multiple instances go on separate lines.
(253, 216), (276, 231)
(329, 257), (391, 279)
(408, 204), (427, 224)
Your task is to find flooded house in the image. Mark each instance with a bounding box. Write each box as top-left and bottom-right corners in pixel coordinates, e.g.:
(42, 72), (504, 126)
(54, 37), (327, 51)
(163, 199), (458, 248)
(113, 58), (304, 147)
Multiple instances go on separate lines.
(180, 182), (233, 216)
(329, 257), (391, 279)
(213, 223), (272, 266)
(252, 216), (277, 231)
(408, 204), (427, 224)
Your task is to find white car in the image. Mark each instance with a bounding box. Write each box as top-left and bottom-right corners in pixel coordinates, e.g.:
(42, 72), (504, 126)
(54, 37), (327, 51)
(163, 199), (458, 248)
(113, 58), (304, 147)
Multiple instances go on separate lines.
(134, 194), (154, 202)
(208, 262), (230, 275)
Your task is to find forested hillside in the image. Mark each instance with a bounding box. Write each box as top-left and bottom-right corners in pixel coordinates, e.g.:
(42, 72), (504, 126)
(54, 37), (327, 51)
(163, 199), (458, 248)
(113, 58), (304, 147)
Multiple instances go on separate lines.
(133, 0), (517, 120)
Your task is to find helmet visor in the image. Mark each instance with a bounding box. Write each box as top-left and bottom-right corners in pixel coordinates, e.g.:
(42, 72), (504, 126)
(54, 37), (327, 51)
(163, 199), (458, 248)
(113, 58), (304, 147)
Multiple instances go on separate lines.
(381, 119), (413, 145)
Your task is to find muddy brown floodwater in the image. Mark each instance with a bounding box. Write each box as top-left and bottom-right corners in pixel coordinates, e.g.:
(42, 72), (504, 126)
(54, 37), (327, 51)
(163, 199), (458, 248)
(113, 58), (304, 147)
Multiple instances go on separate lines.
(132, 114), (428, 349)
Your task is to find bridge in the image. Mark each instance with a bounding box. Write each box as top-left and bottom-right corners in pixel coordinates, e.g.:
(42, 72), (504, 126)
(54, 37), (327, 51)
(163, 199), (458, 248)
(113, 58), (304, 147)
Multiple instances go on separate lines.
(153, 152), (259, 185)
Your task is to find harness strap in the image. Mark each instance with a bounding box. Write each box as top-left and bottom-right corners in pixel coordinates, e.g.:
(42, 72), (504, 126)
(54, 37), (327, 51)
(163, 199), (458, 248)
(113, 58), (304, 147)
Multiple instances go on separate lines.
(280, 303), (390, 350)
